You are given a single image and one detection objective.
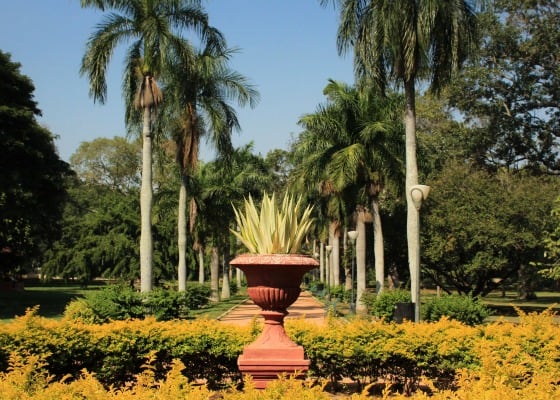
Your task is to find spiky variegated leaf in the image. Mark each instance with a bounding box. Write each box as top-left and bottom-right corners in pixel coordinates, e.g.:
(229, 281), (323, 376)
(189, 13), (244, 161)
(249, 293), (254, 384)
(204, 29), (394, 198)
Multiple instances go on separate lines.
(231, 192), (314, 254)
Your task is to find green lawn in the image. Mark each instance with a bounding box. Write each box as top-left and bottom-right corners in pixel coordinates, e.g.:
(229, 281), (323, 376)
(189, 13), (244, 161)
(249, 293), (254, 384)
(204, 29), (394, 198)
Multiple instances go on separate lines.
(0, 285), (92, 321)
(0, 282), (249, 323)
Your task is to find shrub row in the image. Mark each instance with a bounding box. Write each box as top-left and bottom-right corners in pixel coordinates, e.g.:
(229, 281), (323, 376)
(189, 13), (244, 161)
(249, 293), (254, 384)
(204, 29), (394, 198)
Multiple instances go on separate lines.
(0, 308), (558, 396)
(63, 284), (212, 323)
(360, 289), (491, 325)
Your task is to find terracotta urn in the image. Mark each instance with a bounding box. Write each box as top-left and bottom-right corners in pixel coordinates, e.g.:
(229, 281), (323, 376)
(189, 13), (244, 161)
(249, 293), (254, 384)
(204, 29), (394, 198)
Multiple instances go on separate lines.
(230, 253), (319, 389)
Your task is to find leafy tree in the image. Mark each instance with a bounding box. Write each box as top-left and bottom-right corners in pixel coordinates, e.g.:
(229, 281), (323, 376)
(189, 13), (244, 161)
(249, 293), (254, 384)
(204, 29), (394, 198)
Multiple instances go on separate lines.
(0, 50), (71, 278)
(325, 0), (478, 319)
(448, 0), (560, 173)
(43, 181), (140, 285)
(70, 136), (141, 191)
(80, 0), (224, 292)
(422, 161), (559, 298)
(45, 138), (178, 285)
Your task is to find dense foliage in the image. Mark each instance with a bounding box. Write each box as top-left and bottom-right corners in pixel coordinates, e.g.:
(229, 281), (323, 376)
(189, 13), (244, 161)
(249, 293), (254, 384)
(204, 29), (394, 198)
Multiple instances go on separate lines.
(448, 0), (560, 173)
(62, 284), (211, 323)
(0, 50), (72, 278)
(422, 162), (559, 297)
(361, 289), (412, 322)
(0, 309), (558, 398)
(422, 294), (491, 326)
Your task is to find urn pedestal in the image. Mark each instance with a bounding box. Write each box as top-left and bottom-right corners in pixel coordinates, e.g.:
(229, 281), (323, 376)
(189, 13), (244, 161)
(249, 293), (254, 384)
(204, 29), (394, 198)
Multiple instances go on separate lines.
(230, 254), (319, 389)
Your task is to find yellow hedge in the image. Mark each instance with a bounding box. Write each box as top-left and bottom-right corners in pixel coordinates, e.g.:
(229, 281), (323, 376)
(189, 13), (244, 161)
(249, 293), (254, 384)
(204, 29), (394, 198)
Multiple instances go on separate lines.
(0, 307), (559, 398)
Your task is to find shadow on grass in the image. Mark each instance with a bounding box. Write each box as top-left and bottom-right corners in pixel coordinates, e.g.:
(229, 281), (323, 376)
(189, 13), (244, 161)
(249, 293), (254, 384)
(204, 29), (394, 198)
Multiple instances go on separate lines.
(0, 287), (90, 320)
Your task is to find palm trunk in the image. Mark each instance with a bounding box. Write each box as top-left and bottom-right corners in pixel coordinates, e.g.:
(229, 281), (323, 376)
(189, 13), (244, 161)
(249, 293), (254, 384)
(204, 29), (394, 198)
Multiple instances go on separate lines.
(356, 210), (367, 313)
(320, 242), (325, 283)
(221, 242), (231, 299)
(198, 246), (205, 284)
(404, 79), (420, 321)
(177, 180), (187, 291)
(210, 246), (220, 302)
(371, 198), (385, 294)
(344, 232), (352, 291)
(140, 106), (153, 293)
(328, 222), (340, 287)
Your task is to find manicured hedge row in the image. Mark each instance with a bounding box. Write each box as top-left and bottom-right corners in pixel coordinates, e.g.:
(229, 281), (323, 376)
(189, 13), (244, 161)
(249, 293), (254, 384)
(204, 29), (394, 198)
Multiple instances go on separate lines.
(0, 307), (559, 396)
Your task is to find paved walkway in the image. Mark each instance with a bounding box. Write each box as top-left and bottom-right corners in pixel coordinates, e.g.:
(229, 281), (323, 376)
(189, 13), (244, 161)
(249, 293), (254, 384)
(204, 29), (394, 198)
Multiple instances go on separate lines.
(218, 291), (326, 325)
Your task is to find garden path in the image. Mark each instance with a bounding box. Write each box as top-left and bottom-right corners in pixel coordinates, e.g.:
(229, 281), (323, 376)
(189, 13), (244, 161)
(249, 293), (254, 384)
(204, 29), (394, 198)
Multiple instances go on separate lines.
(217, 291), (325, 325)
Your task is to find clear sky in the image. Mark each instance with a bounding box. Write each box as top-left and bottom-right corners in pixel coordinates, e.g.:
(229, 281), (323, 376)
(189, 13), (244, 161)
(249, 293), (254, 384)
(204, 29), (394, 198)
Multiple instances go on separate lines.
(0, 0), (355, 162)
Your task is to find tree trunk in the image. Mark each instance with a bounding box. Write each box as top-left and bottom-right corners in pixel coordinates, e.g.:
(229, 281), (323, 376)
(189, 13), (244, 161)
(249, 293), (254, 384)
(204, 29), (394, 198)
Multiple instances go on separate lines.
(320, 242), (325, 283)
(236, 267), (242, 286)
(198, 246), (205, 284)
(371, 198), (385, 294)
(221, 242), (231, 299)
(404, 79), (420, 321)
(356, 210), (367, 313)
(177, 180), (187, 291)
(210, 246), (220, 302)
(329, 221), (340, 287)
(140, 106), (153, 293)
(344, 231), (352, 291)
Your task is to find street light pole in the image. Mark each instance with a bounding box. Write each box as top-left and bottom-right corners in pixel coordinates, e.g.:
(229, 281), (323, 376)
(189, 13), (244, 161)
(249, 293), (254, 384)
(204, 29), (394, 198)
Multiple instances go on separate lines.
(347, 230), (358, 313)
(409, 184), (431, 322)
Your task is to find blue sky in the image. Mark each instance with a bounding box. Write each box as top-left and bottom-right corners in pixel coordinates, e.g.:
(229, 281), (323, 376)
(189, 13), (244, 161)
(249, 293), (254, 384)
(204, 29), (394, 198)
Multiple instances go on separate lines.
(0, 0), (355, 162)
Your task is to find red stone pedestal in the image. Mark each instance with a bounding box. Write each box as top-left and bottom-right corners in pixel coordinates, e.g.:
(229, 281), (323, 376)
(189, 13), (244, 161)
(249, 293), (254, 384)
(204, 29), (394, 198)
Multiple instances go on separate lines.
(230, 254), (318, 389)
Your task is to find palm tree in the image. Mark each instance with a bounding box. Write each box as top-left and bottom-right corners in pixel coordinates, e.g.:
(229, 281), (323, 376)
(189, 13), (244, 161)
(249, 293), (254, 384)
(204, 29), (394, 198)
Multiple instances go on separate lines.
(200, 144), (273, 300)
(79, 0), (224, 292)
(161, 44), (259, 291)
(326, 0), (477, 318)
(292, 79), (403, 311)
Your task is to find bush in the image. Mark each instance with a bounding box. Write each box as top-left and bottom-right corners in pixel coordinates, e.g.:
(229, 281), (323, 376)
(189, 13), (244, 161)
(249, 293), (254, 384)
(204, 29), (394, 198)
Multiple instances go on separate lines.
(2, 308), (559, 397)
(362, 289), (411, 321)
(72, 285), (145, 323)
(422, 294), (491, 326)
(143, 289), (190, 321)
(63, 284), (212, 323)
(182, 283), (211, 309)
(329, 285), (351, 302)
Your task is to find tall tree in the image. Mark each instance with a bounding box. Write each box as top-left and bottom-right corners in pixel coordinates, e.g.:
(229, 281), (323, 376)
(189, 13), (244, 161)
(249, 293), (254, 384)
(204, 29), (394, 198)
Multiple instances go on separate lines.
(0, 50), (71, 278)
(79, 0), (224, 292)
(422, 161), (559, 298)
(161, 44), (258, 291)
(326, 0), (478, 319)
(448, 0), (560, 174)
(291, 80), (403, 310)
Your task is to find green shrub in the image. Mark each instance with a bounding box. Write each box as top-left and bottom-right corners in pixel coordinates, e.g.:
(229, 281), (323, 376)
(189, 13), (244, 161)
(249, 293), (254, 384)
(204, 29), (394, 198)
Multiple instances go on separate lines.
(422, 294), (491, 326)
(143, 289), (190, 321)
(182, 283), (211, 310)
(64, 284), (212, 323)
(362, 289), (411, 321)
(78, 285), (145, 323)
(329, 285), (351, 302)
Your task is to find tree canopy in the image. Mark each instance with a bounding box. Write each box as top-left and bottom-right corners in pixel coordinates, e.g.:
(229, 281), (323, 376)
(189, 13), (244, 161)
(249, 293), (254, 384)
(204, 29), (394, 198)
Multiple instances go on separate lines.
(0, 50), (72, 278)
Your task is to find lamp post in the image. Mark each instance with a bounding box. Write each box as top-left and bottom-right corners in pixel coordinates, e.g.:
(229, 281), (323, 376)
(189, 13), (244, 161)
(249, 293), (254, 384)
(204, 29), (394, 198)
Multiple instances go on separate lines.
(347, 230), (358, 313)
(325, 245), (333, 298)
(409, 184), (431, 322)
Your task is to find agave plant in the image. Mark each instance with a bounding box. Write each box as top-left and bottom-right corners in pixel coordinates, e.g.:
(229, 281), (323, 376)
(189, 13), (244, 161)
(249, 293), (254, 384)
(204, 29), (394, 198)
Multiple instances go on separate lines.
(231, 192), (314, 254)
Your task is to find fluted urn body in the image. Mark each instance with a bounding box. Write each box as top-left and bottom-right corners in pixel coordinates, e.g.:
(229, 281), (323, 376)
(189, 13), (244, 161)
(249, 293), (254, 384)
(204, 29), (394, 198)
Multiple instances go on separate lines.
(230, 254), (318, 389)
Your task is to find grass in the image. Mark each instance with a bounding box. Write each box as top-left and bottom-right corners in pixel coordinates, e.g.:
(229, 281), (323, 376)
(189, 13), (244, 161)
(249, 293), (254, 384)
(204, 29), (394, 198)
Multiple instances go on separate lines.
(2, 281), (559, 323)
(0, 281), (249, 323)
(191, 293), (249, 320)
